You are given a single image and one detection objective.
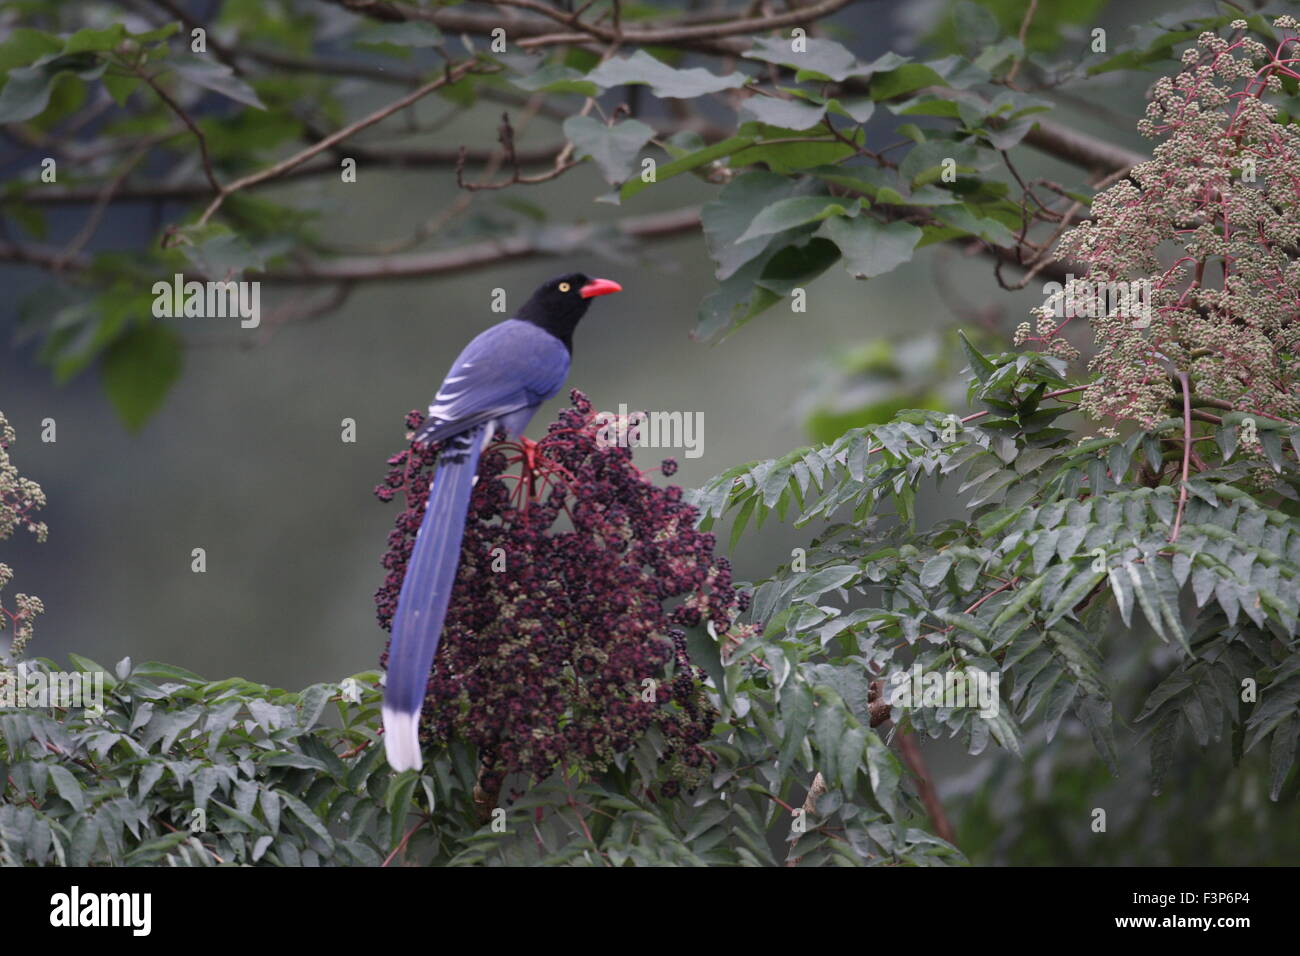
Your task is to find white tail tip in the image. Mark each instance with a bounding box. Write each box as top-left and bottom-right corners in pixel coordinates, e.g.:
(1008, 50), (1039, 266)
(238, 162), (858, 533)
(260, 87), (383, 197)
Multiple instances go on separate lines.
(382, 706), (423, 772)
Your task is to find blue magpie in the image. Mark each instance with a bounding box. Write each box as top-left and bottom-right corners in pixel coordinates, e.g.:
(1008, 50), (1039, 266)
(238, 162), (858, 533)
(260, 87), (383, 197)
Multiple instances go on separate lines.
(383, 273), (622, 771)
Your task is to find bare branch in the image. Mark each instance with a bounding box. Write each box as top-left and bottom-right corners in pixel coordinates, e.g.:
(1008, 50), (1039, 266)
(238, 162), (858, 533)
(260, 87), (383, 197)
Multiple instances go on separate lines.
(135, 66), (223, 194)
(187, 58), (491, 232)
(327, 0), (863, 54)
(255, 206), (703, 281)
(53, 136), (158, 271)
(15, 142), (569, 205)
(1022, 118), (1148, 175)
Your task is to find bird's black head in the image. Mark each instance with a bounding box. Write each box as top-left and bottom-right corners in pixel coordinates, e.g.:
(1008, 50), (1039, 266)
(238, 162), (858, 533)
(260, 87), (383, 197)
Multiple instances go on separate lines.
(516, 273), (621, 350)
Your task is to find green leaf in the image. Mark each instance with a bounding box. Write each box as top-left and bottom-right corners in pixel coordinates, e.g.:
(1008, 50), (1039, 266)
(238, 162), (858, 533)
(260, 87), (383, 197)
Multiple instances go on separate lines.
(63, 25), (125, 54)
(128, 22), (182, 45)
(755, 236), (840, 295)
(920, 553), (954, 588)
(132, 660), (204, 683)
(1076, 695), (1119, 774)
(898, 140), (993, 186)
(792, 564), (859, 599)
(931, 204), (1017, 246)
(813, 691), (846, 783)
(100, 323), (183, 432)
(826, 97), (876, 124)
(744, 36), (862, 82)
(815, 215), (921, 279)
(102, 73), (139, 106)
(562, 116), (654, 185)
(1269, 714), (1298, 801)
(68, 816), (102, 867)
(262, 753), (327, 772)
(740, 95), (827, 130)
(586, 51), (748, 98)
(0, 29), (63, 74)
(991, 574), (1045, 630)
(730, 123), (861, 173)
(683, 624), (726, 693)
(701, 171), (800, 280)
(958, 330), (997, 383)
(0, 54), (107, 123)
(1107, 563), (1134, 626)
(736, 196), (860, 244)
(777, 681), (814, 776)
(1044, 568), (1106, 627)
(279, 790), (335, 853)
(512, 65), (599, 96)
(838, 726), (866, 789)
(620, 134), (755, 201)
(694, 256), (783, 342)
(168, 55), (265, 110)
(864, 733), (901, 817)
(47, 764), (85, 813)
(386, 772), (420, 848)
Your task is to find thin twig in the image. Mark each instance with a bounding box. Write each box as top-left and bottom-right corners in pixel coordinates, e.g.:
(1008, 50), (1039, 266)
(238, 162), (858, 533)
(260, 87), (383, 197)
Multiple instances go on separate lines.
(53, 134), (158, 270)
(1170, 370), (1194, 543)
(135, 67), (222, 193)
(1004, 0), (1038, 84)
(189, 59), (489, 232)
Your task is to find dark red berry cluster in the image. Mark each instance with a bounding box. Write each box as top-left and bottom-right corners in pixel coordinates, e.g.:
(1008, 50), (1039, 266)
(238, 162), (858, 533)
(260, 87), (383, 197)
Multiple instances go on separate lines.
(374, 391), (737, 792)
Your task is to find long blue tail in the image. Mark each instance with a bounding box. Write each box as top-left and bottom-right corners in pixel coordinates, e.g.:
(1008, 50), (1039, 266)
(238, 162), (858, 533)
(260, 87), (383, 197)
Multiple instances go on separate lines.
(382, 425), (485, 771)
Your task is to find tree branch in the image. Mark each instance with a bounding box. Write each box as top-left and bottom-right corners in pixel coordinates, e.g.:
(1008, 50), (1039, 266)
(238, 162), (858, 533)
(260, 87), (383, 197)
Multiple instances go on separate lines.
(326, 0), (862, 55)
(896, 729), (958, 847)
(255, 205), (703, 281)
(1170, 370), (1194, 543)
(187, 58), (492, 232)
(1022, 118), (1148, 175)
(14, 142), (569, 205)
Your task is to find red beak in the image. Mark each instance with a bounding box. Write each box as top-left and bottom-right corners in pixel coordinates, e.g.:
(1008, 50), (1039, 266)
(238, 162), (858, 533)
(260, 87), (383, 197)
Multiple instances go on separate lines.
(579, 278), (622, 299)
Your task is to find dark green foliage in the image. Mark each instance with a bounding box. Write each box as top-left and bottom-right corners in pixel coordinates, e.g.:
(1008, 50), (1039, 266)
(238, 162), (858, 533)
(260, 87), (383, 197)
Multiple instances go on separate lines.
(0, 652), (956, 866)
(691, 339), (1300, 801)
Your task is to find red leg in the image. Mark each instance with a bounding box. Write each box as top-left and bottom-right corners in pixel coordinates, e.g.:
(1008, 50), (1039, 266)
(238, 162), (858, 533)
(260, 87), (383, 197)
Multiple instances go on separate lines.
(519, 437), (541, 502)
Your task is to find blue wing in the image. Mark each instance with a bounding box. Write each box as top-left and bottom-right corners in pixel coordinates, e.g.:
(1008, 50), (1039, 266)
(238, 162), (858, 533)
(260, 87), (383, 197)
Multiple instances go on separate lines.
(415, 319), (571, 445)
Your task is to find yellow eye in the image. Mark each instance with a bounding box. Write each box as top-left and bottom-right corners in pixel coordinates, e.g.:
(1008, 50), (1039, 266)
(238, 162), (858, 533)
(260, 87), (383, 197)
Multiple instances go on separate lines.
(558, 282), (571, 293)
